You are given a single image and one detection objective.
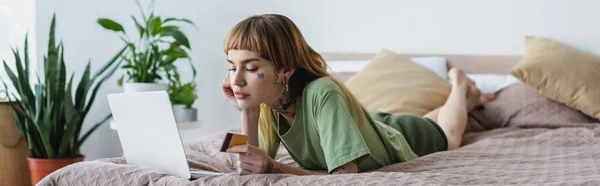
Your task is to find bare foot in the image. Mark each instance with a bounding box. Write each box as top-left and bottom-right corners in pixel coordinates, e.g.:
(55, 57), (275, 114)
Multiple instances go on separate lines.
(448, 68), (482, 112)
(448, 68), (470, 91)
(466, 84), (481, 111)
(480, 94), (496, 104)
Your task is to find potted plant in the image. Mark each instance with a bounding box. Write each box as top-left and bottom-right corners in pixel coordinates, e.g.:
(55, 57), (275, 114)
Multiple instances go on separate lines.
(1, 14), (125, 185)
(168, 73), (198, 123)
(96, 0), (197, 93)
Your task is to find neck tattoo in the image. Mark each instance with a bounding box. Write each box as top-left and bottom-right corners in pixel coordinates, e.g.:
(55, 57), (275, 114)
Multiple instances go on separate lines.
(271, 85), (295, 115)
(270, 72), (294, 116)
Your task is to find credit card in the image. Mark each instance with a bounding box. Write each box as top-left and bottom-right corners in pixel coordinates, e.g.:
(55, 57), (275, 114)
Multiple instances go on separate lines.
(219, 133), (248, 152)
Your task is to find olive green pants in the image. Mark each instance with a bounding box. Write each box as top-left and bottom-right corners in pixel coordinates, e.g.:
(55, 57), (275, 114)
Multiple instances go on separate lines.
(369, 112), (449, 157)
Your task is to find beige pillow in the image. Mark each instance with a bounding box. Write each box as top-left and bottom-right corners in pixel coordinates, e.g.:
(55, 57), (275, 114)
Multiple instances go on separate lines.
(510, 36), (600, 119)
(345, 49), (451, 116)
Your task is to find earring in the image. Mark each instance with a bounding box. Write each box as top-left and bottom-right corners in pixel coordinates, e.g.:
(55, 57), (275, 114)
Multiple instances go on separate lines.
(285, 84), (289, 92)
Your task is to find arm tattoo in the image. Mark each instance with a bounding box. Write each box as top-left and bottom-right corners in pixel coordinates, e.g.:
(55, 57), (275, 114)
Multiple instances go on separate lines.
(265, 159), (283, 173)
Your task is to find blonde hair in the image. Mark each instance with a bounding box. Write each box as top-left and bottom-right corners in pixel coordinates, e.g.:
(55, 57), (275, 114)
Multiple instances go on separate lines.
(223, 14), (367, 158)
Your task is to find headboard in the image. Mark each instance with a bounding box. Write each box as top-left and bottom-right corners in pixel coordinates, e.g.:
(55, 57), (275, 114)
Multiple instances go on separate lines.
(321, 53), (522, 74)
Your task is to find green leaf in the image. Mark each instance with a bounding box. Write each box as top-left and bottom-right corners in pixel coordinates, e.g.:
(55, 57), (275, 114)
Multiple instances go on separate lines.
(45, 20), (59, 114)
(59, 74), (78, 156)
(58, 114), (78, 156)
(84, 53), (123, 115)
(75, 114), (112, 151)
(53, 44), (67, 153)
(117, 74), (125, 86)
(24, 33), (30, 86)
(10, 96), (41, 157)
(162, 44), (188, 61)
(149, 16), (162, 36)
(135, 0), (148, 23)
(14, 49), (35, 109)
(163, 18), (198, 30)
(49, 43), (66, 142)
(41, 89), (53, 136)
(2, 61), (20, 93)
(5, 53), (34, 115)
(160, 25), (178, 33)
(2, 11), (122, 158)
(97, 18), (126, 33)
(189, 60), (197, 79)
(160, 57), (178, 66)
(47, 14), (58, 65)
(33, 97), (54, 158)
(122, 56), (134, 66)
(2, 81), (29, 143)
(93, 45), (127, 79)
(160, 29), (190, 49)
(169, 81), (197, 108)
(12, 102), (30, 147)
(74, 61), (91, 110)
(131, 16), (145, 39)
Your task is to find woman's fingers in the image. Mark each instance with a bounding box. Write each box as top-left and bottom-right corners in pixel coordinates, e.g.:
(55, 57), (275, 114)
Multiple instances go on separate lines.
(237, 160), (260, 174)
(239, 152), (261, 165)
(221, 74), (233, 95)
(227, 145), (249, 154)
(222, 85), (233, 97)
(242, 161), (261, 173)
(230, 144), (272, 174)
(237, 164), (252, 175)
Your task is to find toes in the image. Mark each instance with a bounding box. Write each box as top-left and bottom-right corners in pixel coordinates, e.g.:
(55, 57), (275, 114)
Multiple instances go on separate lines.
(480, 94), (496, 103)
(470, 85), (481, 97)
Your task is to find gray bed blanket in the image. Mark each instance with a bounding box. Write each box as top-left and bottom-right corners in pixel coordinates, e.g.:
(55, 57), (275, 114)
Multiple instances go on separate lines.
(38, 123), (600, 186)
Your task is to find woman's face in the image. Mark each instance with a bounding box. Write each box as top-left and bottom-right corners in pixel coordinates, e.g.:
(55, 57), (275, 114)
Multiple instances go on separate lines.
(226, 50), (289, 109)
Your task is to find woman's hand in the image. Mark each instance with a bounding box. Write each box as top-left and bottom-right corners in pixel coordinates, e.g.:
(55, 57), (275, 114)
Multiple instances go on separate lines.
(221, 74), (241, 111)
(227, 144), (280, 174)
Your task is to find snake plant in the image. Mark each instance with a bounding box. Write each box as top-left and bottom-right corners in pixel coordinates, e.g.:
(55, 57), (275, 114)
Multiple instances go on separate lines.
(1, 14), (126, 159)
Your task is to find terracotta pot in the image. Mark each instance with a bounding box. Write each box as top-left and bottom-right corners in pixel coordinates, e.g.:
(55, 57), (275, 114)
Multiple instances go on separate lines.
(26, 156), (84, 185)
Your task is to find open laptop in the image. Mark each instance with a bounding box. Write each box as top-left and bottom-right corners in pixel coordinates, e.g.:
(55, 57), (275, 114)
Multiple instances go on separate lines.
(107, 91), (224, 179)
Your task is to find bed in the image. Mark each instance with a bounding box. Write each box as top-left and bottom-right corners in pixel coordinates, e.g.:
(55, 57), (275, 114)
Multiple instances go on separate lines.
(38, 48), (600, 185)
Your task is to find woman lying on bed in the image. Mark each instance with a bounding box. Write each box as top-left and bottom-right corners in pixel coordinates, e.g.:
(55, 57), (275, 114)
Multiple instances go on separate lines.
(220, 14), (486, 175)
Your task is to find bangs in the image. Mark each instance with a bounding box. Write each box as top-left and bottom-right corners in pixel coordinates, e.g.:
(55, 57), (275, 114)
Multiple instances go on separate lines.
(223, 17), (271, 60)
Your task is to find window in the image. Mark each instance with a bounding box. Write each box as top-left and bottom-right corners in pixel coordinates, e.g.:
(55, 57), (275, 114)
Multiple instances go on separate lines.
(0, 0), (36, 102)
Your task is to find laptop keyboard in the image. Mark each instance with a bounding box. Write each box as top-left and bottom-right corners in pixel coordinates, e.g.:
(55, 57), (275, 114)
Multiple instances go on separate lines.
(190, 170), (225, 176)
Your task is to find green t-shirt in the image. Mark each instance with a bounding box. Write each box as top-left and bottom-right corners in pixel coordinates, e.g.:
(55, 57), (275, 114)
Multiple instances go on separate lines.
(260, 77), (418, 173)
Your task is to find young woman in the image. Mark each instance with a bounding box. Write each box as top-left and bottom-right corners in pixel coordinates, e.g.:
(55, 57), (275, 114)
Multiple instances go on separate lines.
(221, 14), (485, 175)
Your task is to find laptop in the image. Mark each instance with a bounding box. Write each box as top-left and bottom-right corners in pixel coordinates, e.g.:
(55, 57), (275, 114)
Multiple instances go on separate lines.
(107, 91), (224, 179)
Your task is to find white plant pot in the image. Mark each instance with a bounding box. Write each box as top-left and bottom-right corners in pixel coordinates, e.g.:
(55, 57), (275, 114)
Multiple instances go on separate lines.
(172, 104), (198, 123)
(123, 82), (169, 93)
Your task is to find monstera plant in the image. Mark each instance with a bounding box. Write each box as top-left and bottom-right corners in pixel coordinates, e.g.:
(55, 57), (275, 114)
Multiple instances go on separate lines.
(1, 14), (125, 185)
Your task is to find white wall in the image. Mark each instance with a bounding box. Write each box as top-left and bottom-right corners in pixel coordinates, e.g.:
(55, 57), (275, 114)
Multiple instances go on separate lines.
(0, 0), (37, 100)
(30, 0), (600, 160)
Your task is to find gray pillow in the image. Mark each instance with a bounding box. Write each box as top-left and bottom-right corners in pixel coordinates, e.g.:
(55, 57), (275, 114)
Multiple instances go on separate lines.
(467, 83), (599, 132)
